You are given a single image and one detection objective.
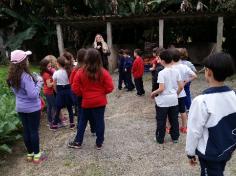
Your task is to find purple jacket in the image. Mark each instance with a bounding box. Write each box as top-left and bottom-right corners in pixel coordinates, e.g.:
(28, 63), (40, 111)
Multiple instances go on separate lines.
(12, 72), (43, 113)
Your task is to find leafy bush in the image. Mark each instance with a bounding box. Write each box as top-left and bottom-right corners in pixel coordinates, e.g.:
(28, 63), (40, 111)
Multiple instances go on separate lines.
(0, 76), (22, 154)
(0, 94), (22, 154)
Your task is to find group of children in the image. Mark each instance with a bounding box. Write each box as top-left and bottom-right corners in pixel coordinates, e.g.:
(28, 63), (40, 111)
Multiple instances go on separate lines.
(7, 45), (236, 175)
(118, 49), (145, 96)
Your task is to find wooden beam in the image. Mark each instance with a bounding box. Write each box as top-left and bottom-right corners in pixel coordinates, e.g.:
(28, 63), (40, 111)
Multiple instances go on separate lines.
(216, 16), (224, 52)
(56, 23), (64, 55)
(159, 19), (164, 48)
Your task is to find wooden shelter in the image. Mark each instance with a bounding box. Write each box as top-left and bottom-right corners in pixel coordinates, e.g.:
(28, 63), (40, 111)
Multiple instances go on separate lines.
(50, 13), (235, 71)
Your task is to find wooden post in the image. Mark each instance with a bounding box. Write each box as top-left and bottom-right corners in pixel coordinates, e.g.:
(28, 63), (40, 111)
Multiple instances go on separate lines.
(216, 17), (224, 52)
(106, 22), (116, 72)
(159, 19), (164, 48)
(56, 23), (64, 55)
(107, 22), (112, 48)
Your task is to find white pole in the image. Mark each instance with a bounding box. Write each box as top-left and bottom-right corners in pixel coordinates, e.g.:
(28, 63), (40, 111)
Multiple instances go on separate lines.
(159, 19), (164, 48)
(56, 23), (64, 55)
(216, 17), (224, 52)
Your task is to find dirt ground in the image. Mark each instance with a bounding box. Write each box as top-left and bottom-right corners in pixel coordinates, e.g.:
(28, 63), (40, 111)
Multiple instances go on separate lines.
(0, 72), (236, 176)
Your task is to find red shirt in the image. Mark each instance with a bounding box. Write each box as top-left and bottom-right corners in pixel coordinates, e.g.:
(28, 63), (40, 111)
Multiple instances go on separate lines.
(72, 68), (114, 108)
(132, 56), (144, 79)
(69, 68), (78, 85)
(42, 72), (54, 95)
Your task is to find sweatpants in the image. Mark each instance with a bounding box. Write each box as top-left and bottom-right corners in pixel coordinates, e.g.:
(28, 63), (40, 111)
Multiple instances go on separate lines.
(155, 105), (179, 143)
(134, 77), (145, 95)
(45, 94), (56, 124)
(76, 106), (105, 145)
(199, 157), (227, 176)
(184, 82), (192, 110)
(18, 110), (41, 154)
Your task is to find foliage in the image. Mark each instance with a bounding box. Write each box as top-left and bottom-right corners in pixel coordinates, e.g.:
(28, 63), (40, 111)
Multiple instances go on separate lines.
(0, 93), (21, 154)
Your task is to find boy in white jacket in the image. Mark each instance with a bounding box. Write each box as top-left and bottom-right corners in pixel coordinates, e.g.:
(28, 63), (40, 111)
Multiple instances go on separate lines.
(186, 52), (236, 176)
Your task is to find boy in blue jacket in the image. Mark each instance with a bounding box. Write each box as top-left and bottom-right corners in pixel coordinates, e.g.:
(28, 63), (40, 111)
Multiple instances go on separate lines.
(186, 52), (236, 176)
(123, 49), (135, 91)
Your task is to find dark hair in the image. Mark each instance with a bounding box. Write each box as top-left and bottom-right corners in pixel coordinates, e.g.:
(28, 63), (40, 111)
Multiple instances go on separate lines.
(123, 49), (130, 55)
(84, 48), (102, 81)
(63, 51), (74, 76)
(76, 48), (87, 70)
(57, 56), (66, 67)
(153, 47), (158, 54)
(159, 49), (173, 64)
(7, 58), (34, 90)
(170, 49), (181, 62)
(118, 49), (124, 55)
(40, 58), (52, 76)
(134, 49), (142, 56)
(203, 52), (235, 81)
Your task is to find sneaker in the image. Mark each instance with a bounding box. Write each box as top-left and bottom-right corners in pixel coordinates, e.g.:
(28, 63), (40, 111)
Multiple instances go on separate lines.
(166, 127), (170, 134)
(96, 144), (102, 150)
(180, 127), (187, 134)
(33, 152), (47, 164)
(26, 153), (34, 162)
(173, 140), (178, 144)
(68, 141), (81, 149)
(70, 123), (75, 129)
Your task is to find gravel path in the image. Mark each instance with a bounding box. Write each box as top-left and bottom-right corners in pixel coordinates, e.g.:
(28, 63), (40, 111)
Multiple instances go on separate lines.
(1, 72), (236, 176)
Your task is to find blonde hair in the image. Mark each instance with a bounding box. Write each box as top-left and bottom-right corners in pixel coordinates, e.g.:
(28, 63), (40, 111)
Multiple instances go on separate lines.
(179, 48), (189, 59)
(93, 34), (109, 53)
(43, 55), (57, 68)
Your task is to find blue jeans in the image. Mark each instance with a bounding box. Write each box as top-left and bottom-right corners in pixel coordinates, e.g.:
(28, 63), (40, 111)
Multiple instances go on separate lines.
(76, 106), (105, 145)
(184, 82), (191, 110)
(45, 94), (56, 124)
(18, 110), (40, 154)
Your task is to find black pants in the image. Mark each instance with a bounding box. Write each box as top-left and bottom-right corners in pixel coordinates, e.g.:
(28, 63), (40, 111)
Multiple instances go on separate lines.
(76, 106), (105, 145)
(118, 71), (126, 89)
(155, 105), (179, 143)
(199, 157), (227, 176)
(134, 77), (145, 95)
(125, 71), (135, 91)
(18, 110), (41, 154)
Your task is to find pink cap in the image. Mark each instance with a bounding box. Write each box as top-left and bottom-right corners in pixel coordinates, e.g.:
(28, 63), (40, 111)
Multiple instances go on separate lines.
(10, 50), (32, 64)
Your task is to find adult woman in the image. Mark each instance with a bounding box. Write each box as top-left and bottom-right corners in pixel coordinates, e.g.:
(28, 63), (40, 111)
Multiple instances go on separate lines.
(93, 34), (110, 70)
(7, 50), (46, 163)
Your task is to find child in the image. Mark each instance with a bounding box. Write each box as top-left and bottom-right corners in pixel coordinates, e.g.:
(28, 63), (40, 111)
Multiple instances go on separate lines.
(70, 48), (95, 133)
(172, 49), (197, 133)
(151, 49), (183, 144)
(179, 48), (197, 111)
(40, 58), (56, 129)
(132, 49), (145, 96)
(186, 52), (236, 175)
(123, 49), (135, 91)
(150, 47), (165, 91)
(117, 49), (126, 90)
(52, 56), (75, 129)
(7, 50), (46, 163)
(70, 48), (114, 149)
(44, 55), (67, 124)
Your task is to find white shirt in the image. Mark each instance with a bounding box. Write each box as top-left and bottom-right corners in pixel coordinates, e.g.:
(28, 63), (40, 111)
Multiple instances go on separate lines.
(155, 67), (181, 107)
(173, 63), (195, 98)
(52, 69), (69, 85)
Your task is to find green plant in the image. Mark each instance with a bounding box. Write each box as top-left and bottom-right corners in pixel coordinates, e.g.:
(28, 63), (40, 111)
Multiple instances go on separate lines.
(0, 94), (22, 154)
